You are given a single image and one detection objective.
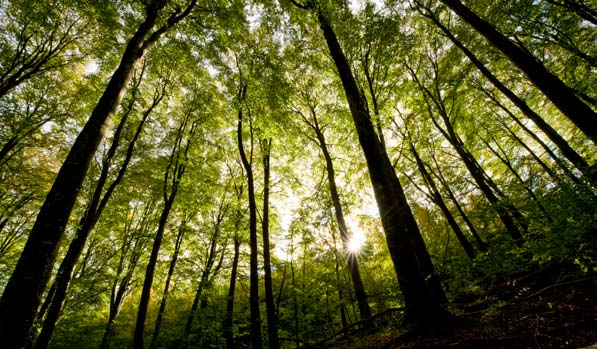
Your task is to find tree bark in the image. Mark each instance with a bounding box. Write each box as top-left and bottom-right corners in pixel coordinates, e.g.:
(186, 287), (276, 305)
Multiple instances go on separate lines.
(236, 84), (262, 348)
(150, 217), (187, 349)
(261, 139), (279, 349)
(312, 9), (453, 329)
(134, 110), (197, 349)
(439, 0), (597, 143)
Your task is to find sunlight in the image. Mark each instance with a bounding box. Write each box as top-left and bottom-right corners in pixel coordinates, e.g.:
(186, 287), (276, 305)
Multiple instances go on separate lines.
(346, 216), (367, 254)
(83, 59), (98, 75)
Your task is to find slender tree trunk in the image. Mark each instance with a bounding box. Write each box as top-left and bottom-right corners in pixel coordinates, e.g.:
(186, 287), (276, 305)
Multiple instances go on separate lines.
(223, 234), (240, 349)
(300, 109), (373, 320)
(260, 139), (279, 349)
(429, 165), (488, 252)
(236, 84), (262, 348)
(134, 111), (197, 349)
(150, 218), (187, 349)
(408, 65), (526, 243)
(0, 2), (195, 346)
(409, 143), (476, 259)
(418, 9), (592, 177)
(544, 0), (597, 25)
(439, 0), (597, 143)
(309, 9), (453, 329)
(184, 201), (225, 342)
(481, 137), (554, 223)
(100, 203), (152, 349)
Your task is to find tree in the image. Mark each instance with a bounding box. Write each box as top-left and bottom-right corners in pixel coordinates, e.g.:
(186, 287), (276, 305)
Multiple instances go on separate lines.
(134, 95), (199, 349)
(439, 0), (597, 143)
(33, 64), (162, 349)
(236, 82), (263, 348)
(291, 95), (372, 320)
(0, 2), (196, 346)
(260, 138), (280, 349)
(289, 0), (455, 330)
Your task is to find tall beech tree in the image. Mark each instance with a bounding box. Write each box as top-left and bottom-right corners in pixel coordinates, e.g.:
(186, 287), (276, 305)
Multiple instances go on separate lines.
(290, 0), (455, 330)
(292, 100), (372, 320)
(134, 98), (199, 349)
(236, 82), (263, 348)
(260, 138), (280, 349)
(0, 2), (196, 346)
(439, 0), (597, 143)
(414, 3), (592, 179)
(33, 66), (163, 349)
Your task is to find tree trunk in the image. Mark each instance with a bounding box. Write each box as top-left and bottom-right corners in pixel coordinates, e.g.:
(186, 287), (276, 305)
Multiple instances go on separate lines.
(236, 84), (262, 348)
(409, 143), (476, 259)
(0, 2), (195, 346)
(429, 163), (488, 252)
(223, 234), (240, 349)
(300, 109), (373, 320)
(481, 136), (554, 223)
(261, 139), (279, 349)
(408, 65), (526, 242)
(439, 0), (597, 143)
(184, 201), (225, 342)
(34, 78), (156, 349)
(100, 203), (152, 349)
(150, 218), (187, 349)
(419, 9), (592, 177)
(544, 0), (597, 25)
(134, 111), (197, 349)
(314, 11), (453, 329)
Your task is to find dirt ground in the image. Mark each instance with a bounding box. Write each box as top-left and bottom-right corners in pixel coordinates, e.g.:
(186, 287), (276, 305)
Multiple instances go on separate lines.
(320, 263), (597, 349)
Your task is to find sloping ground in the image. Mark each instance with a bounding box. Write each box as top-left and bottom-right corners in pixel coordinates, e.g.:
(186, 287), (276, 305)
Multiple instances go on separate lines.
(320, 263), (597, 349)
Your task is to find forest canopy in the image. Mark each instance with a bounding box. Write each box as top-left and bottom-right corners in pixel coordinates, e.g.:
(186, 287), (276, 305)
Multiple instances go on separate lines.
(0, 0), (595, 348)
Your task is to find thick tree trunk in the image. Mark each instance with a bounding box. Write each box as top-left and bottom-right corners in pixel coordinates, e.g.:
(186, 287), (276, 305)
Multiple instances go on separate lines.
(421, 10), (592, 177)
(236, 84), (262, 348)
(315, 11), (453, 329)
(0, 2), (194, 346)
(439, 0), (597, 143)
(261, 139), (279, 349)
(34, 82), (154, 349)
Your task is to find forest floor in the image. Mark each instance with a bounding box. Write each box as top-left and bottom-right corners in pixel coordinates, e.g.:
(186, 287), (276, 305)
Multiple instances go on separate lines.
(316, 262), (597, 348)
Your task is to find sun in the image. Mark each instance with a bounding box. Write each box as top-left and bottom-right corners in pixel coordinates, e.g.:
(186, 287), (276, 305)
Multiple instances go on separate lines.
(345, 216), (367, 254)
(347, 237), (364, 254)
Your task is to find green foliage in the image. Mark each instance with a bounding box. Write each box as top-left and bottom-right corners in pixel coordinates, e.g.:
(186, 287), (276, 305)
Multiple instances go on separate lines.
(1, 0), (595, 347)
